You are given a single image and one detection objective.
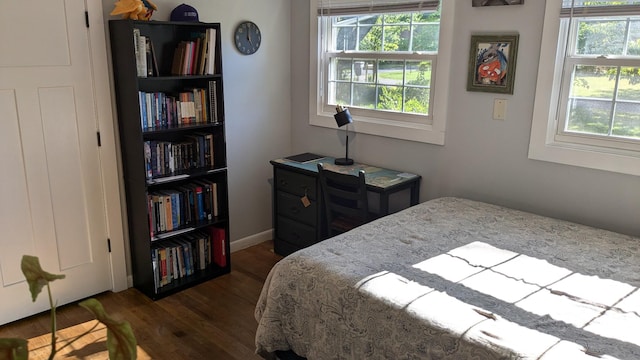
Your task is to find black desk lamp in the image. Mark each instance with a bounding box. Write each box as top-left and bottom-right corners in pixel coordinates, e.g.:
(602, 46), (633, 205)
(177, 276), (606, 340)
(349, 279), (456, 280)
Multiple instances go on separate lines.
(334, 105), (354, 165)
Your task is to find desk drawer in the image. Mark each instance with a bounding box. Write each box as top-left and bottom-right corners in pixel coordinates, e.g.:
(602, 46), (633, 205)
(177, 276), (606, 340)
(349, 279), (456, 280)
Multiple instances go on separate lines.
(277, 191), (317, 226)
(276, 217), (317, 249)
(275, 168), (317, 199)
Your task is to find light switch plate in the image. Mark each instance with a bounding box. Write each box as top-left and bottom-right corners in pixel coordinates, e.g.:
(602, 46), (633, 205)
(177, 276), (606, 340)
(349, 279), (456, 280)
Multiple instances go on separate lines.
(493, 99), (506, 120)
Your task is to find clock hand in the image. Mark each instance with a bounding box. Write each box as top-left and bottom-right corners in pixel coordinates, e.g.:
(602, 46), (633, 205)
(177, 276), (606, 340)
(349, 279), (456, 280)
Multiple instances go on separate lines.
(247, 31), (253, 46)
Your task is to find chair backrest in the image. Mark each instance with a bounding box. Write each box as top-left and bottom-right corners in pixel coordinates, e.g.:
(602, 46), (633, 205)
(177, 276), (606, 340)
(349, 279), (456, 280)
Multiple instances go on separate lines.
(317, 163), (368, 238)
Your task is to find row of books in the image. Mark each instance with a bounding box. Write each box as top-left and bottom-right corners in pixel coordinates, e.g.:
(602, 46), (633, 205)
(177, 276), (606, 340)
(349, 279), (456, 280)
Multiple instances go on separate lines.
(151, 227), (226, 290)
(144, 133), (214, 179)
(171, 28), (217, 76)
(133, 27), (216, 78)
(133, 28), (158, 78)
(138, 87), (213, 130)
(147, 179), (219, 237)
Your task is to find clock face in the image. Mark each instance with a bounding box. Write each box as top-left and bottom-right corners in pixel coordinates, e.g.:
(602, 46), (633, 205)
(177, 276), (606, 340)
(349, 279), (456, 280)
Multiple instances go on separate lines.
(234, 21), (261, 55)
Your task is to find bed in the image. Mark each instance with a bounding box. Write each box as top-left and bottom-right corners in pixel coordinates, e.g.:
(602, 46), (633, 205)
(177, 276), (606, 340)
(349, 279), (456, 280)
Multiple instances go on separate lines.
(255, 197), (640, 359)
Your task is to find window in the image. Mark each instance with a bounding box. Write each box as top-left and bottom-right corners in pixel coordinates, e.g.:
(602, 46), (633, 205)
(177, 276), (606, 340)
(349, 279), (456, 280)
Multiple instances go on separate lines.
(309, 0), (454, 144)
(530, 0), (640, 176)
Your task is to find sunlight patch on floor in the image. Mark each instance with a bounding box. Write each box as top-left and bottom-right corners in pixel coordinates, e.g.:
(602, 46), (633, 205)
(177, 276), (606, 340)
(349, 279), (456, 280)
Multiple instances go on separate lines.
(24, 320), (151, 360)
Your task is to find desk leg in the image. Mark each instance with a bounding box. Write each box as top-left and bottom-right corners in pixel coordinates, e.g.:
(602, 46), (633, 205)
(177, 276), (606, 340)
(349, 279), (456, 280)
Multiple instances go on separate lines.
(410, 181), (420, 206)
(380, 194), (390, 215)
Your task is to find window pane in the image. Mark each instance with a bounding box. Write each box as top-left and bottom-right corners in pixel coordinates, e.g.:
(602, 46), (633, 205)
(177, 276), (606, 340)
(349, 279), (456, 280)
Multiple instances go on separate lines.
(334, 25), (357, 51)
(570, 65), (616, 99)
(567, 98), (612, 135)
(353, 59), (376, 83)
(406, 60), (432, 87)
(331, 82), (352, 106)
(358, 15), (379, 26)
(353, 84), (376, 109)
(617, 67), (640, 101)
(613, 102), (640, 138)
(359, 25), (381, 51)
(332, 59), (352, 81)
(383, 25), (410, 51)
(383, 13), (410, 25)
(377, 85), (403, 111)
(413, 24), (440, 52)
(576, 19), (626, 56)
(378, 60), (404, 85)
(405, 87), (430, 115)
(628, 20), (640, 55)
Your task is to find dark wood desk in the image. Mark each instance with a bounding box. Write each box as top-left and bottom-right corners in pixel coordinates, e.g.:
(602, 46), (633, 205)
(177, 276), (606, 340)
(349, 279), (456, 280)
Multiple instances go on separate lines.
(271, 154), (421, 256)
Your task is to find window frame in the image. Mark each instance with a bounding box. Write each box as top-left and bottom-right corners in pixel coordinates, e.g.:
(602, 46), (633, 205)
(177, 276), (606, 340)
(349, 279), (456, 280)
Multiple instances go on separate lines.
(529, 0), (640, 176)
(308, 0), (454, 145)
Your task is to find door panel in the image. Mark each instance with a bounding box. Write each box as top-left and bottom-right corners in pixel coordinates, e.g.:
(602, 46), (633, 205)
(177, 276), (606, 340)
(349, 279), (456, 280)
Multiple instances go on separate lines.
(0, 90), (37, 287)
(0, 0), (70, 67)
(40, 87), (93, 269)
(0, 0), (112, 325)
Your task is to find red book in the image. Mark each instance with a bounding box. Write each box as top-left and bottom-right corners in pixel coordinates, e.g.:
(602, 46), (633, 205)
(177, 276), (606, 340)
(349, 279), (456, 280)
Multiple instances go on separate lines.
(211, 227), (226, 267)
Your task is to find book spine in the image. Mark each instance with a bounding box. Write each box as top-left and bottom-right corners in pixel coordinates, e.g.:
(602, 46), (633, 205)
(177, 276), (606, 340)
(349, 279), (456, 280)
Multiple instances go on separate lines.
(145, 37), (153, 77)
(171, 192), (179, 229)
(139, 35), (148, 78)
(159, 248), (167, 286)
(144, 141), (152, 180)
(152, 248), (159, 290)
(212, 182), (218, 217)
(208, 81), (218, 124)
(212, 227), (227, 267)
(195, 186), (204, 221)
(206, 28), (217, 75)
(139, 91), (147, 130)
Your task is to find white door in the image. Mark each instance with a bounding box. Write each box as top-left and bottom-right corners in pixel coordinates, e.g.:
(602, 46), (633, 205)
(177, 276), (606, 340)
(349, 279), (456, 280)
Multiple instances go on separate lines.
(0, 0), (112, 324)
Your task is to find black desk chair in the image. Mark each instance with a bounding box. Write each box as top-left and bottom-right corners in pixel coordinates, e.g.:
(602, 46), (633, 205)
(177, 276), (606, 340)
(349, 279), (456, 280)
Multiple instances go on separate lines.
(317, 163), (369, 239)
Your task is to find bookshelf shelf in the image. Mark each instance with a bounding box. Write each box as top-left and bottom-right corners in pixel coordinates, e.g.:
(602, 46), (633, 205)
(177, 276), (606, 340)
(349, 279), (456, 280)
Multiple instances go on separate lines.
(109, 19), (230, 300)
(142, 122), (222, 136)
(138, 74), (222, 81)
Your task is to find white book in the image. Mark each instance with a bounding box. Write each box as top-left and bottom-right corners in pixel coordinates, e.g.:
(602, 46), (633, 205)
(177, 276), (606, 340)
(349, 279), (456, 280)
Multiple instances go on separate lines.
(136, 32), (148, 78)
(206, 28), (216, 75)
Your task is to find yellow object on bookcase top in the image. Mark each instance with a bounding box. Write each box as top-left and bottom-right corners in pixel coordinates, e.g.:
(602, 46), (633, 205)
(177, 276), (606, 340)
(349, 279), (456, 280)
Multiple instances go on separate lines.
(111, 0), (157, 20)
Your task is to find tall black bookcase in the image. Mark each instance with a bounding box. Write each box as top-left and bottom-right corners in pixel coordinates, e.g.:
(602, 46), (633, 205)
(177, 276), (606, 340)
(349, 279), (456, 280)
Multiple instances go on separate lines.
(109, 19), (230, 299)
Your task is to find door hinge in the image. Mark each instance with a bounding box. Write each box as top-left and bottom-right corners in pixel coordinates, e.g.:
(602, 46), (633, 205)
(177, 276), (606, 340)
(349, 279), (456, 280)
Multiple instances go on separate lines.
(97, 131), (102, 146)
(107, 238), (112, 253)
(85, 11), (90, 28)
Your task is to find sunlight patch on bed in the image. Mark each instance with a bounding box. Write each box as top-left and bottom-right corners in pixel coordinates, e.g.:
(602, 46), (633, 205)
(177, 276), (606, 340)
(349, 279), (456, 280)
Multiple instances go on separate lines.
(356, 271), (434, 308)
(409, 241), (640, 356)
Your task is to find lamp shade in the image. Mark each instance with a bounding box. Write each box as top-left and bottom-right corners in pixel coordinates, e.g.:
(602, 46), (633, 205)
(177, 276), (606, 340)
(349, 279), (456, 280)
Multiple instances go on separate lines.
(334, 108), (353, 127)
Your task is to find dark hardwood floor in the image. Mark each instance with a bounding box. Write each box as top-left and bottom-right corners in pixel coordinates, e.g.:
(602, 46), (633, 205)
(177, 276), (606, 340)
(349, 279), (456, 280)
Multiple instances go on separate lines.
(0, 240), (282, 360)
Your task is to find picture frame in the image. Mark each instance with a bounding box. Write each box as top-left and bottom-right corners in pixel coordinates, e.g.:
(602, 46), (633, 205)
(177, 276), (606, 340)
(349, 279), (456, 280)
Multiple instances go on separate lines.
(472, 0), (524, 6)
(467, 34), (519, 94)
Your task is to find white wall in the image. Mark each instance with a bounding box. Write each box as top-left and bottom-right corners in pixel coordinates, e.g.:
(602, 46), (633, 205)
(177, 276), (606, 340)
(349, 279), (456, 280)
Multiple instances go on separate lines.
(290, 1), (640, 236)
(102, 0), (292, 248)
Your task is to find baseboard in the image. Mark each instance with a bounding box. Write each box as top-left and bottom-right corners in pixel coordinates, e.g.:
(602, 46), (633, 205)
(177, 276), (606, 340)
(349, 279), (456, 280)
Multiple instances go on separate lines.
(230, 229), (273, 253)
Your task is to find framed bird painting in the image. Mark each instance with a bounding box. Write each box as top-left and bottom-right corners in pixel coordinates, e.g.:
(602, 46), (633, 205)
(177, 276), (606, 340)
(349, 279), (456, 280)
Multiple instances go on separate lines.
(467, 34), (519, 94)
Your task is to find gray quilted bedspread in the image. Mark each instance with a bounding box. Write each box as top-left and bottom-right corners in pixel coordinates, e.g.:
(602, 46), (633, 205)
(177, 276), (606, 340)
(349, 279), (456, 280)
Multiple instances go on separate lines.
(255, 197), (640, 359)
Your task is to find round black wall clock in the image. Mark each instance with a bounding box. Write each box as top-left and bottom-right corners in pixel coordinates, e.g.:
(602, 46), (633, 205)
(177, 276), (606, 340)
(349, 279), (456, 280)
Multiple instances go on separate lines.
(234, 21), (261, 55)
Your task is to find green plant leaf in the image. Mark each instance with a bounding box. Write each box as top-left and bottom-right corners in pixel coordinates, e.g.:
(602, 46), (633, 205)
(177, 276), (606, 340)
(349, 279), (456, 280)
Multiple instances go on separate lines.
(20, 255), (65, 302)
(79, 299), (137, 360)
(0, 338), (28, 360)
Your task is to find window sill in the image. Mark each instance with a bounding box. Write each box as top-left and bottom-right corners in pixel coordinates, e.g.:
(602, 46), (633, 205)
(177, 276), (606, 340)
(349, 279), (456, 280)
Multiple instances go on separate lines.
(528, 129), (640, 177)
(310, 112), (445, 145)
